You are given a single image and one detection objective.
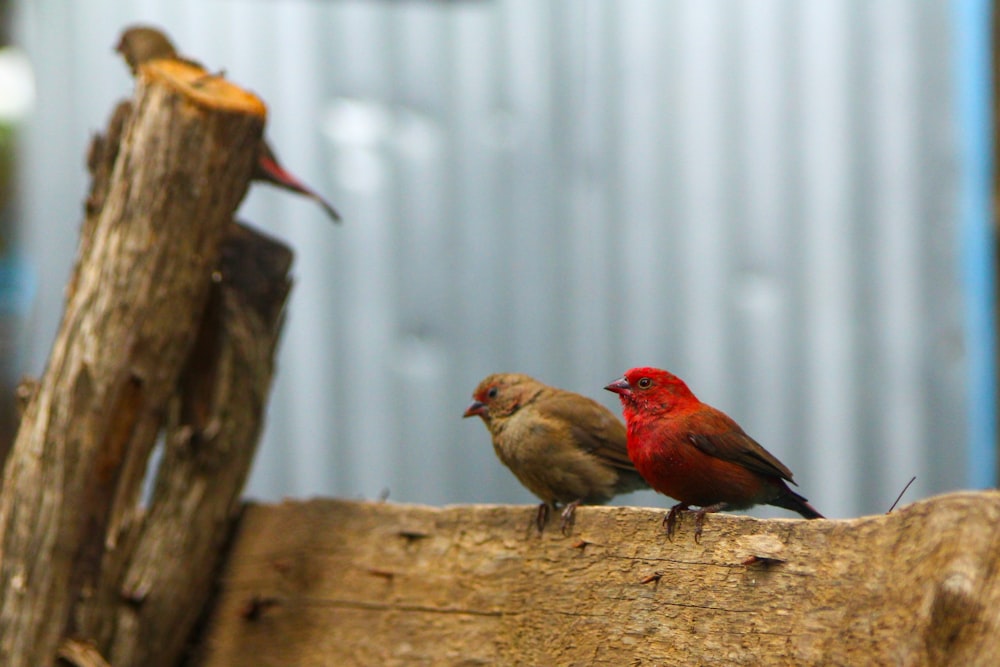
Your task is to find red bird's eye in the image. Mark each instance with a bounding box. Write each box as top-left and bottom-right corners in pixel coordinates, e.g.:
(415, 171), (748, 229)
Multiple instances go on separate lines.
(636, 377), (652, 389)
(487, 387), (499, 399)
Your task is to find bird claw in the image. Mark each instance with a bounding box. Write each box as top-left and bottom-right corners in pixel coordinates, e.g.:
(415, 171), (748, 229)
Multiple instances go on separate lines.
(190, 69), (226, 88)
(559, 500), (581, 536)
(662, 503), (689, 541)
(691, 502), (728, 543)
(534, 503), (551, 533)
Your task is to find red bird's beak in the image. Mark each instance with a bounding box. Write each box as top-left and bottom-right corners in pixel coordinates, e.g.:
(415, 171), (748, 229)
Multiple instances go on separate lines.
(463, 401), (487, 418)
(604, 377), (631, 396)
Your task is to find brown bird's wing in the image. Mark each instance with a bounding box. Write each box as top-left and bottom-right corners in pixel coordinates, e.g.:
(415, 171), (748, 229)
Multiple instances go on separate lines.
(538, 391), (637, 474)
(684, 408), (796, 484)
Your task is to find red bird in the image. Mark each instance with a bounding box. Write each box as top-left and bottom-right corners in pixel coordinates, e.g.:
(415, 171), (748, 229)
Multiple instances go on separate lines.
(605, 367), (823, 541)
(115, 25), (341, 222)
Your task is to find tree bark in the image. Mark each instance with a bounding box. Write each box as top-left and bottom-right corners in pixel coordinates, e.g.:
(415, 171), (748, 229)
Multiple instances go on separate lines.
(194, 491), (1000, 666)
(104, 223), (292, 667)
(0, 58), (265, 667)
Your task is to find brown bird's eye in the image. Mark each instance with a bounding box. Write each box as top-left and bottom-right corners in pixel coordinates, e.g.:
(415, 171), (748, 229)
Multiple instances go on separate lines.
(487, 386), (498, 399)
(637, 377), (652, 389)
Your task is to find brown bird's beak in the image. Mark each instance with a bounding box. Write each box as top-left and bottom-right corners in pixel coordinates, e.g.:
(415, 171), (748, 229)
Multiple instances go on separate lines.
(463, 400), (487, 418)
(604, 377), (631, 396)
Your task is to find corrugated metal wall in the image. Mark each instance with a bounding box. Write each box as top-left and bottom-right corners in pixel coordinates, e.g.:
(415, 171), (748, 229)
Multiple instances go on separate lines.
(11, 0), (989, 519)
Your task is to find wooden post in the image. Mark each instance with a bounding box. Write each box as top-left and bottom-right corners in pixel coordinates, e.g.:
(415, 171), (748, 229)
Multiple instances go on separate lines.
(102, 224), (292, 667)
(194, 492), (1000, 666)
(0, 56), (273, 667)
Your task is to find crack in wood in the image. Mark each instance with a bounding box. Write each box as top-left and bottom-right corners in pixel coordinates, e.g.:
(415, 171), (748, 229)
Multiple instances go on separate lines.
(300, 598), (506, 618)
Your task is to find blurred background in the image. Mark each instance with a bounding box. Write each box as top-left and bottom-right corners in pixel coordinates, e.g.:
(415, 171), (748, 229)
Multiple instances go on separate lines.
(0, 0), (994, 519)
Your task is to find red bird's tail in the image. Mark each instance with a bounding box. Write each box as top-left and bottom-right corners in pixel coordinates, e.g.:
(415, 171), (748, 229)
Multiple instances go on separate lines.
(254, 145), (342, 222)
(770, 486), (824, 520)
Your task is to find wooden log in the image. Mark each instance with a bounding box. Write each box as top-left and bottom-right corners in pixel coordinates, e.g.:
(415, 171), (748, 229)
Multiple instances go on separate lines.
(0, 58), (265, 667)
(194, 491), (1000, 666)
(104, 223), (292, 667)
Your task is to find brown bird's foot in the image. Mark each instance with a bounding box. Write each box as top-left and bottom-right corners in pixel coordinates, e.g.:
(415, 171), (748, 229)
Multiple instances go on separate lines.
(560, 500), (581, 536)
(691, 503), (729, 543)
(663, 503), (690, 540)
(190, 69), (227, 88)
(534, 503), (551, 533)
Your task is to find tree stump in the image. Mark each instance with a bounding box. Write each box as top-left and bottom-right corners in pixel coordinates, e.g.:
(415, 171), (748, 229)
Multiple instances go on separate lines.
(0, 53), (291, 667)
(194, 491), (1000, 666)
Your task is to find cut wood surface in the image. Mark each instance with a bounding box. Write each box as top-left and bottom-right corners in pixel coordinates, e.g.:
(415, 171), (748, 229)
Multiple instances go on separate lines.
(0, 54), (269, 667)
(196, 491), (1000, 666)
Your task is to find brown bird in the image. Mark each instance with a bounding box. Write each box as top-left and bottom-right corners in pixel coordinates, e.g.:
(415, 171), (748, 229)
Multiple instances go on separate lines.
(115, 25), (342, 222)
(464, 373), (647, 533)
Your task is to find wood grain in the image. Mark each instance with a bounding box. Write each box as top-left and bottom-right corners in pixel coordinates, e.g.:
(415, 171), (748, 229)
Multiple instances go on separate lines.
(196, 491), (1000, 666)
(0, 57), (265, 666)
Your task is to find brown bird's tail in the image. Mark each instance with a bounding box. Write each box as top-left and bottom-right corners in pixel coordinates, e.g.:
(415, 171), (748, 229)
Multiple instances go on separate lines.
(770, 485), (824, 520)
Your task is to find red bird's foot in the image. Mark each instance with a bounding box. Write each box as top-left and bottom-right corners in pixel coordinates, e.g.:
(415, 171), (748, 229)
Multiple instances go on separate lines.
(691, 502), (729, 543)
(662, 503), (690, 540)
(534, 503), (551, 533)
(560, 500), (581, 535)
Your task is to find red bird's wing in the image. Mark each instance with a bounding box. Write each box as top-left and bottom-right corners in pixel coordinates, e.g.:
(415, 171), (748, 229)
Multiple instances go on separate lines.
(685, 409), (796, 484)
(541, 392), (636, 473)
